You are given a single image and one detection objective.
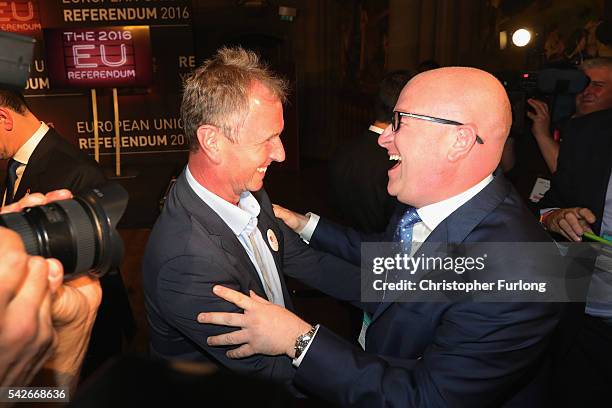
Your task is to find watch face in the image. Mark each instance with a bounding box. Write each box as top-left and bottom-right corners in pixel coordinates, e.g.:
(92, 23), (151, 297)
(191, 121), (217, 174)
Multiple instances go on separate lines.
(295, 326), (317, 358)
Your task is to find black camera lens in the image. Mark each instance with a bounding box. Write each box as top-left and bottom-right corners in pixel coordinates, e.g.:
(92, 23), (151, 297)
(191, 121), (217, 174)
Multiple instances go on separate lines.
(0, 183), (128, 277)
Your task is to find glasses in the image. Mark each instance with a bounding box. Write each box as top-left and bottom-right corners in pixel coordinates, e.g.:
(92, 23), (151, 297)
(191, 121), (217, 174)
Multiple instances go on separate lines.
(391, 111), (484, 144)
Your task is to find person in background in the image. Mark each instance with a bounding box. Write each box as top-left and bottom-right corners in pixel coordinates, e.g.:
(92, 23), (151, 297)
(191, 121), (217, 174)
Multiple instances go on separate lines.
(329, 70), (412, 233)
(537, 57), (612, 406)
(0, 88), (134, 379)
(527, 57), (612, 174)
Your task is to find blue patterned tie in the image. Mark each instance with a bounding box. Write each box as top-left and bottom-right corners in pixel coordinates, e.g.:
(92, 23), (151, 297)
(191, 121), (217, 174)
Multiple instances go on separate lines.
(359, 207), (422, 350)
(394, 207), (422, 249)
(4, 159), (21, 205)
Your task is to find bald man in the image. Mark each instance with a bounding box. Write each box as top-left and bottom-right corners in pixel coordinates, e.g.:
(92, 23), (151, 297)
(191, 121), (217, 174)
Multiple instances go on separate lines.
(198, 68), (562, 407)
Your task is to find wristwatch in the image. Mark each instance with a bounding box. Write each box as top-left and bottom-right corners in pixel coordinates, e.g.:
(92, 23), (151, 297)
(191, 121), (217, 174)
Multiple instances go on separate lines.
(294, 325), (318, 359)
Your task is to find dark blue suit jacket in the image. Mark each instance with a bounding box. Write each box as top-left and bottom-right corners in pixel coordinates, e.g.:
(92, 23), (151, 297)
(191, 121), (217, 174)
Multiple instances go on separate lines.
(142, 171), (361, 390)
(294, 175), (563, 407)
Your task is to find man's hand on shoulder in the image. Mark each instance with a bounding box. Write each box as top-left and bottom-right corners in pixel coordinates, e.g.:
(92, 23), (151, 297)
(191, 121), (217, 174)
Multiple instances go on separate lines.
(272, 204), (309, 233)
(198, 286), (312, 359)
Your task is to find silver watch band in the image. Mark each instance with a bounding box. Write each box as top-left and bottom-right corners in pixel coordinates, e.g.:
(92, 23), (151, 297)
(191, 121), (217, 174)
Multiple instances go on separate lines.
(294, 325), (317, 359)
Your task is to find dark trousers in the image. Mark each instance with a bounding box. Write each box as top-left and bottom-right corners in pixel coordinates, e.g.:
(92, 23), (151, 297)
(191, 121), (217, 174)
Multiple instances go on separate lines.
(553, 313), (612, 406)
(81, 272), (135, 379)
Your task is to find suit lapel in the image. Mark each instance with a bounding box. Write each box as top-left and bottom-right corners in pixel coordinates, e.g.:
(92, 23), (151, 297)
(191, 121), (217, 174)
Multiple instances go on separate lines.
(252, 189), (294, 310)
(14, 129), (55, 200)
(174, 172), (267, 296)
(253, 194), (283, 273)
(371, 174), (511, 321)
(1, 166), (8, 205)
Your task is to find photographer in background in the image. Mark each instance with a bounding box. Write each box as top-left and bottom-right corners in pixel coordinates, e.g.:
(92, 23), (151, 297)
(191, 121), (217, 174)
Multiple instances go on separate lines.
(527, 57), (612, 175)
(0, 190), (101, 391)
(533, 57), (612, 405)
(538, 58), (612, 239)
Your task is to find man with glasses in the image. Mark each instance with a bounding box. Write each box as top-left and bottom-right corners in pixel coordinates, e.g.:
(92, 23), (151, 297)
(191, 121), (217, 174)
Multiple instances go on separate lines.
(199, 67), (562, 407)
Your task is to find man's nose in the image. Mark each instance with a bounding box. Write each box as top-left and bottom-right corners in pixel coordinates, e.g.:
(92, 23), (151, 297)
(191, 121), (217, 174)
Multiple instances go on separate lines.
(270, 137), (286, 162)
(378, 124), (394, 148)
(582, 83), (595, 96)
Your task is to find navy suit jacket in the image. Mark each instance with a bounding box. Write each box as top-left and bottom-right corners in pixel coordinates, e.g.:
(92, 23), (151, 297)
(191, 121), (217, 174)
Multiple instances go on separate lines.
(1, 128), (107, 199)
(294, 175), (563, 407)
(143, 170), (361, 389)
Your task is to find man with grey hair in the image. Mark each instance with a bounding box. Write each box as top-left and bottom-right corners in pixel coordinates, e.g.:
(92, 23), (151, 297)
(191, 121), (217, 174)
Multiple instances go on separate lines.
(528, 57), (612, 173)
(535, 57), (612, 404)
(142, 47), (360, 391)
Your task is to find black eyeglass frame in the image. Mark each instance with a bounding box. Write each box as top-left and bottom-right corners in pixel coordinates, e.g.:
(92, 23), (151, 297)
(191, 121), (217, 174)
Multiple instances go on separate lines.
(392, 111), (484, 144)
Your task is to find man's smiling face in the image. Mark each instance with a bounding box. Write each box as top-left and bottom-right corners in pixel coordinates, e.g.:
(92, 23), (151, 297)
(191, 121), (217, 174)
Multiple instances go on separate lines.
(576, 66), (612, 116)
(218, 81), (286, 203)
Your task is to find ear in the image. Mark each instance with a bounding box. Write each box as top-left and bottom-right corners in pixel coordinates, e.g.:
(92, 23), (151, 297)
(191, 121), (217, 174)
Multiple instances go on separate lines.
(196, 124), (223, 163)
(0, 107), (15, 131)
(447, 124), (479, 162)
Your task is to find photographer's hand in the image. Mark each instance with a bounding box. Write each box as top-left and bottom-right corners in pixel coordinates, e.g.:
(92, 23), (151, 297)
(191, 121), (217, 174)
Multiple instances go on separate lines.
(0, 228), (58, 387)
(0, 190), (102, 391)
(0, 189), (71, 214)
(36, 272), (102, 390)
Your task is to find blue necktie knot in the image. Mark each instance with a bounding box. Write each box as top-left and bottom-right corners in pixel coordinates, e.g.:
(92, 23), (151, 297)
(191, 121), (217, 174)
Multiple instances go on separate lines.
(394, 207), (421, 245)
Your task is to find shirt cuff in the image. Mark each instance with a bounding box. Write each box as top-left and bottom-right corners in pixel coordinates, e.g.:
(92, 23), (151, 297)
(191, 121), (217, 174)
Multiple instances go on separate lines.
(292, 324), (320, 367)
(298, 212), (320, 243)
(539, 208), (559, 224)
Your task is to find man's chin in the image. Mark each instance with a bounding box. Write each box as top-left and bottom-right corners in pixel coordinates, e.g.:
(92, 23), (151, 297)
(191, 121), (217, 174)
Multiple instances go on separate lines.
(387, 183), (399, 198)
(248, 180), (265, 192)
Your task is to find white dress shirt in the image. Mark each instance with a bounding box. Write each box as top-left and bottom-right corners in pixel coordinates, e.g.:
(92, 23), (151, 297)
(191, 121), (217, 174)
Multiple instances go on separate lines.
(185, 167), (285, 307)
(2, 122), (48, 206)
(368, 124), (385, 135)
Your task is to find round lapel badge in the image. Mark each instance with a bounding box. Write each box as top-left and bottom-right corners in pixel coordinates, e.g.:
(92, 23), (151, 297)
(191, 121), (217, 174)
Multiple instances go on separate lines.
(267, 229), (279, 252)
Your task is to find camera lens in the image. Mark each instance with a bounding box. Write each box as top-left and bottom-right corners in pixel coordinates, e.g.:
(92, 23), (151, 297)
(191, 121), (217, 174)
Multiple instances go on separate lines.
(0, 183), (128, 277)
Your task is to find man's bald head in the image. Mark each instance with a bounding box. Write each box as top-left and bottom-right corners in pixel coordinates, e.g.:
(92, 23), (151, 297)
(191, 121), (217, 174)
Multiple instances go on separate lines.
(404, 67), (512, 148)
(378, 67), (512, 207)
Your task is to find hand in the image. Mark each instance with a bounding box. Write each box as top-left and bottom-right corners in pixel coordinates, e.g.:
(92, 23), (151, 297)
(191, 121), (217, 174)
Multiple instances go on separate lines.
(197, 285), (312, 359)
(0, 228), (61, 387)
(0, 189), (101, 389)
(272, 204), (309, 233)
(0, 189), (72, 215)
(543, 207), (596, 241)
(526, 99), (551, 140)
(40, 273), (101, 389)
